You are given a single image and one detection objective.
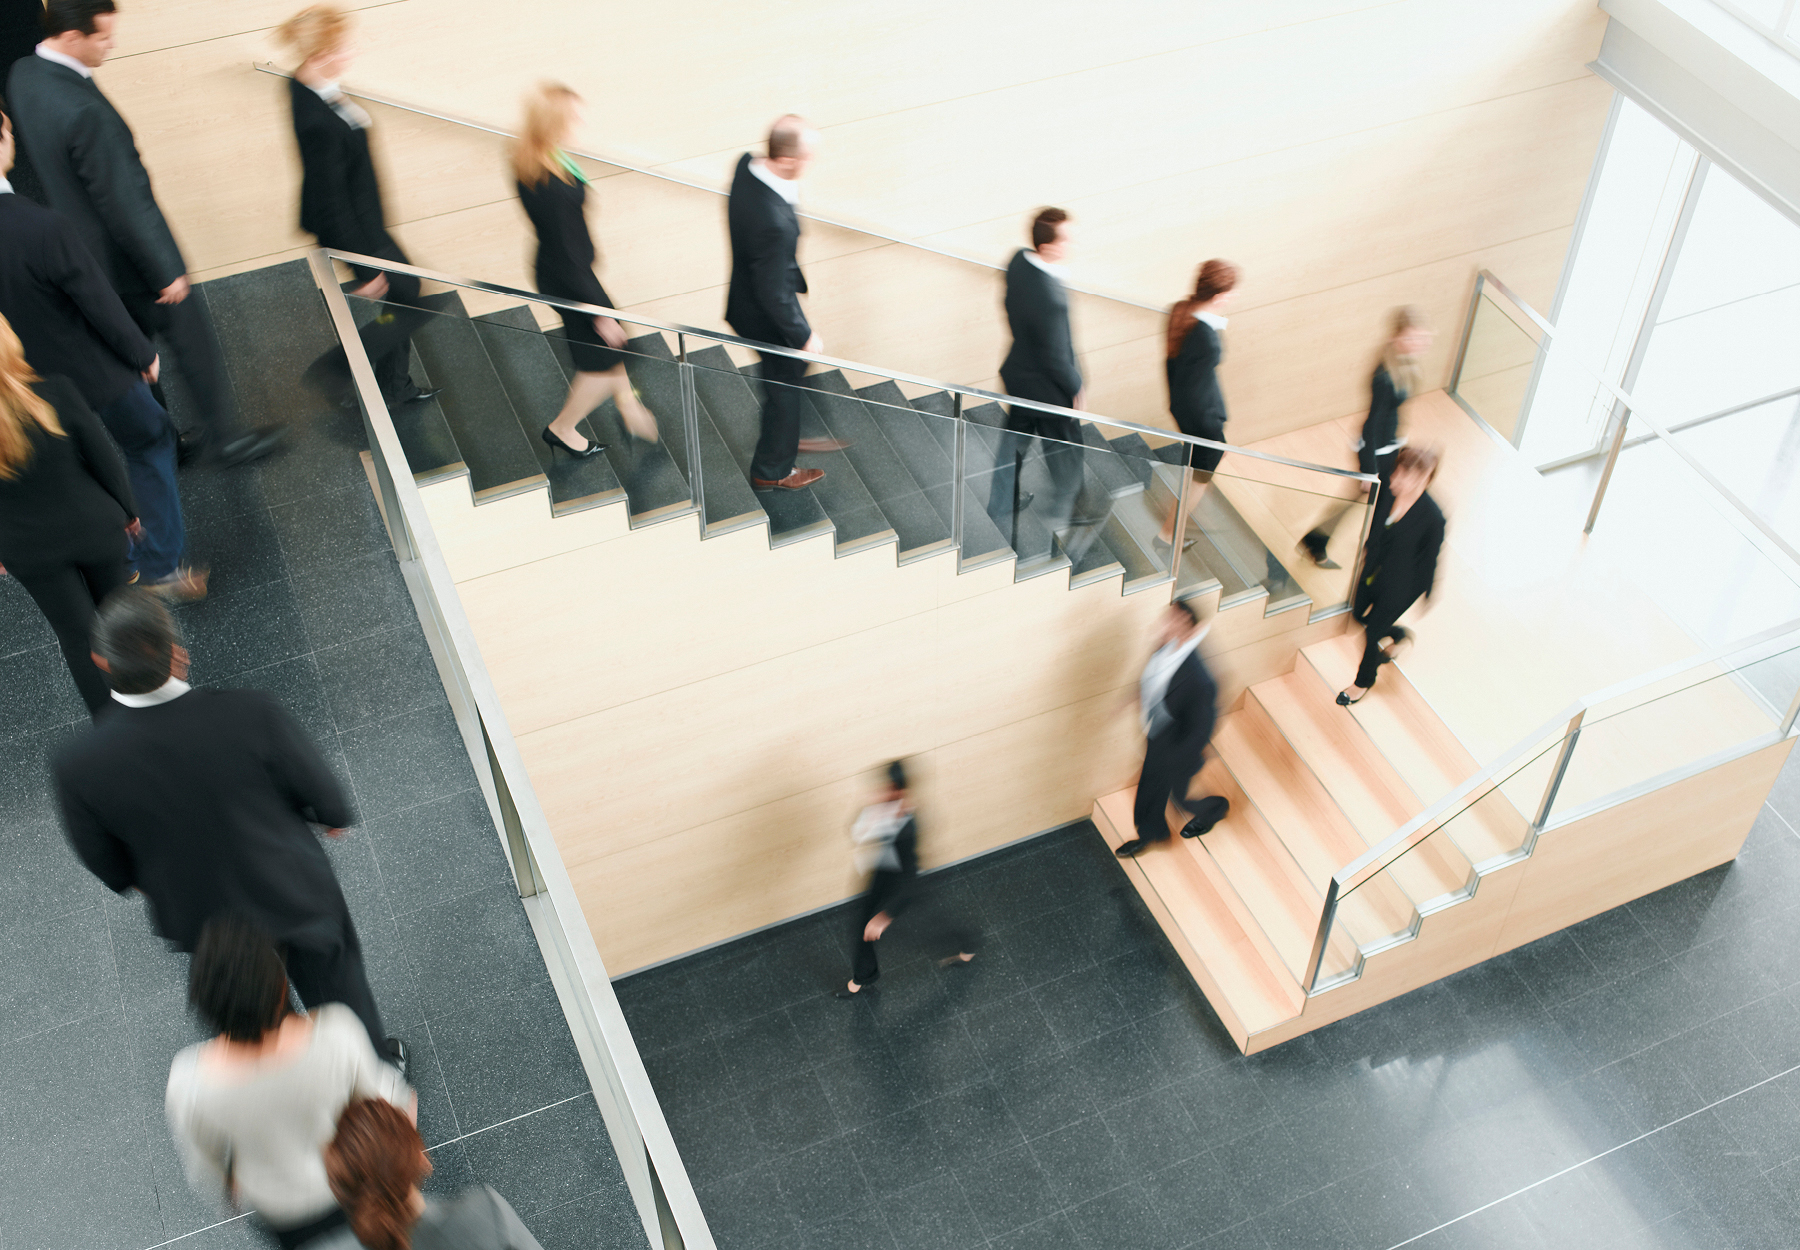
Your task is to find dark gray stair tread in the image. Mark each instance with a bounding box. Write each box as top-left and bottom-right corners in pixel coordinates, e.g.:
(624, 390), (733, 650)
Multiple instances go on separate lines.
(616, 334), (751, 533)
(1191, 489), (1309, 615)
(967, 422), (1068, 575)
(1106, 432), (1158, 488)
(1096, 512), (1168, 595)
(686, 346), (832, 546)
(1077, 423), (1149, 498)
(473, 307), (624, 515)
(1115, 479), (1229, 602)
(409, 292), (545, 502)
(390, 344), (465, 484)
(856, 382), (1011, 569)
(1064, 522), (1123, 589)
(808, 373), (951, 561)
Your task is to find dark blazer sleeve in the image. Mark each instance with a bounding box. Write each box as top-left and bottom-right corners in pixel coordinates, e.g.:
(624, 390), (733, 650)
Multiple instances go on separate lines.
(55, 752), (137, 894)
(42, 216), (157, 372)
(746, 214), (809, 347)
(1414, 502), (1445, 602)
(1011, 266), (1082, 398)
(1359, 367), (1401, 479)
(292, 103), (376, 253)
(261, 697), (355, 828)
(65, 100), (185, 291)
(47, 376), (136, 519)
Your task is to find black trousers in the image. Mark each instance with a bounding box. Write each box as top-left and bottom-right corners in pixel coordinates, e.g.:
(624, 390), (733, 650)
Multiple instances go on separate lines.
(8, 545), (132, 716)
(313, 237), (432, 401)
(1134, 735), (1202, 843)
(282, 918), (386, 1054)
(849, 874), (978, 986)
(986, 409), (1093, 542)
(749, 351), (807, 482)
(1354, 594), (1418, 688)
(120, 287), (241, 443)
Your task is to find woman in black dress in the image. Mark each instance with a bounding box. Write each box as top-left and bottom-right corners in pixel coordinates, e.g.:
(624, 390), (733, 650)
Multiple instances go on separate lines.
(0, 315), (140, 717)
(1158, 259), (1239, 547)
(1300, 305), (1432, 569)
(1338, 444), (1445, 705)
(514, 83), (659, 458)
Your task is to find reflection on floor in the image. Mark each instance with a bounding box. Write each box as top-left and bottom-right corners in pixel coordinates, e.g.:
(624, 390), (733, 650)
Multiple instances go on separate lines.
(619, 804), (1800, 1250)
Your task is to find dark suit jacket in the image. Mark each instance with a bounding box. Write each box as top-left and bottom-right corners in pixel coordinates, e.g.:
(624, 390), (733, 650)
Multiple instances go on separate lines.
(1000, 249), (1081, 407)
(517, 171), (611, 308)
(288, 75), (388, 257)
(7, 53), (186, 296)
(1359, 364), (1406, 479)
(0, 191), (156, 409)
(0, 374), (135, 571)
(724, 153), (808, 348)
(866, 814), (920, 918)
(1151, 649), (1219, 764)
(1167, 319), (1226, 437)
(54, 689), (358, 951)
(1359, 489), (1444, 615)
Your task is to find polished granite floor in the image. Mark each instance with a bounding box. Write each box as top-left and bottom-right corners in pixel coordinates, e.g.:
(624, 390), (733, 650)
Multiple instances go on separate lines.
(617, 794), (1800, 1250)
(0, 264), (641, 1250)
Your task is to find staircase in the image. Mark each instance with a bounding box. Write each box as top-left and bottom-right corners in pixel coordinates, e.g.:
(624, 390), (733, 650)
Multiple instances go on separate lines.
(1093, 630), (1532, 1052)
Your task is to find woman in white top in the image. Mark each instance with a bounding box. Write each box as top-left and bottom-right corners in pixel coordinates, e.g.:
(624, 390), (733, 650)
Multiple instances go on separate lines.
(165, 916), (415, 1248)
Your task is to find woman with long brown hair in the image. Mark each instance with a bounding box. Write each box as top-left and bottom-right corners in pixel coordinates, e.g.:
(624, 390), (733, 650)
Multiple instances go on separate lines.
(309, 1098), (545, 1250)
(514, 82), (660, 457)
(1158, 259), (1239, 548)
(0, 313), (141, 716)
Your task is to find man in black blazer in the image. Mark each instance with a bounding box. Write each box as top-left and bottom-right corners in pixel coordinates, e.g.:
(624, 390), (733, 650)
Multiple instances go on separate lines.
(725, 114), (844, 492)
(0, 102), (205, 600)
(1116, 598), (1223, 858)
(54, 589), (406, 1072)
(988, 207), (1106, 550)
(7, 0), (282, 467)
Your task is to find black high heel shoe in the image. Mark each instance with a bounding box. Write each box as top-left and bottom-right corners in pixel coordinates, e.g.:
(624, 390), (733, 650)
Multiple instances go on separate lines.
(542, 426), (606, 459)
(1336, 689), (1367, 706)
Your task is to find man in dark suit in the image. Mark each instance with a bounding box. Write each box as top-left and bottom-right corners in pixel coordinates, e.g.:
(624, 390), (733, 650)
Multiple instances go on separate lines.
(0, 100), (204, 600)
(54, 589), (407, 1073)
(725, 114), (844, 492)
(988, 207), (1107, 551)
(1116, 598), (1224, 858)
(7, 0), (282, 467)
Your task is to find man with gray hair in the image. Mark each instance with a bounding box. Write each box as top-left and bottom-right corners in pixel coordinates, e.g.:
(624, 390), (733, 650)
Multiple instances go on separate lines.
(53, 587), (406, 1074)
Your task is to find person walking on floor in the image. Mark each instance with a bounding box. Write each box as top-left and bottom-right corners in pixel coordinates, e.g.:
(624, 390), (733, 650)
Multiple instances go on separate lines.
(834, 759), (976, 999)
(0, 101), (205, 600)
(1157, 259), (1239, 549)
(1299, 306), (1433, 570)
(54, 588), (408, 1072)
(167, 916), (415, 1248)
(513, 80), (659, 458)
(7, 0), (284, 467)
(725, 113), (845, 492)
(987, 207), (1107, 552)
(0, 314), (142, 716)
(278, 4), (440, 414)
(309, 1098), (548, 1250)
(1337, 444), (1445, 706)
(1115, 598), (1226, 859)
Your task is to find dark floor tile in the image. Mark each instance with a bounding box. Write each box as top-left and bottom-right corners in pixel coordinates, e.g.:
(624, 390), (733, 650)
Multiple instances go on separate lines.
(883, 1015), (989, 1103)
(1067, 1180), (1186, 1250)
(290, 546), (417, 653)
(794, 1203), (899, 1250)
(1101, 942), (1200, 1027)
(185, 495), (289, 595)
(1695, 1169), (1796, 1250)
(516, 1175), (647, 1250)
(1408, 1200), (1546, 1250)
(1329, 1163), (1440, 1248)
(921, 1081), (1026, 1172)
(1643, 1204), (1731, 1250)
(845, 1105), (948, 1199)
(1567, 905), (1659, 980)
(1712, 1075), (1800, 1172)
(1033, 963), (1128, 1049)
(1627, 864), (1750, 958)
(172, 575), (309, 684)
(363, 787), (511, 915)
(1174, 1058), (1274, 1146)
(1730, 983), (1800, 1076)
(270, 481), (393, 574)
(428, 979), (587, 1131)
(1514, 1165), (1629, 1250)
(0, 1120), (165, 1250)
(1138, 1150), (1250, 1239)
(1134, 1001), (1238, 1081)
(1215, 1122), (1312, 1222)
(203, 650), (337, 749)
(1101, 1085), (1204, 1177)
(695, 1162), (798, 1250)
(958, 1142), (1060, 1241)
(990, 1211), (1085, 1250)
(813, 1047), (922, 1131)
(0, 574), (57, 658)
(879, 1173), (987, 1250)
(0, 817), (111, 931)
(992, 1054), (1097, 1140)
(159, 1213), (270, 1250)
(962, 987), (1061, 1070)
(1251, 1183), (1356, 1250)
(1666, 931), (1779, 1021)
(1000, 905), (1100, 985)
(322, 819), (393, 930)
(0, 719), (84, 831)
(1661, 1013), (1770, 1104)
(614, 967), (713, 1056)
(643, 1033), (737, 1115)
(460, 1095), (633, 1221)
(741, 1067), (844, 1157)
(715, 1007), (808, 1098)
(314, 622), (445, 732)
(338, 701), (476, 820)
(664, 1091), (763, 1187)
(0, 643), (88, 739)
(1193, 1216), (1273, 1249)
(1585, 1137), (1694, 1229)
(0, 905), (118, 1047)
(1031, 1113), (1131, 1210)
(1601, 1042), (1707, 1131)
(774, 1136), (877, 1227)
(394, 882), (549, 1019)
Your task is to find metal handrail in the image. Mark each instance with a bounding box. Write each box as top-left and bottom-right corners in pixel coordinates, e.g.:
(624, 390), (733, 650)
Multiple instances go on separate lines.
(306, 252), (714, 1249)
(321, 247), (1379, 487)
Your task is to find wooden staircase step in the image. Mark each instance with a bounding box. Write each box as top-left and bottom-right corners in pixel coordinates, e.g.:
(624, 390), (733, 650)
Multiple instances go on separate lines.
(1093, 792), (1301, 1047)
(1302, 633), (1529, 865)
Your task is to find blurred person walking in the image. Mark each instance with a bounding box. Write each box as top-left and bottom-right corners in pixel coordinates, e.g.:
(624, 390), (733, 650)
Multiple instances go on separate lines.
(1299, 306), (1432, 570)
(1157, 259), (1239, 549)
(7, 0), (283, 466)
(53, 588), (408, 1070)
(834, 759), (976, 999)
(514, 81), (659, 457)
(726, 113), (844, 492)
(1337, 444), (1445, 705)
(280, 4), (439, 413)
(307, 1098), (547, 1250)
(167, 916), (415, 1247)
(988, 207), (1106, 550)
(0, 101), (205, 600)
(0, 314), (141, 715)
(1115, 598), (1226, 858)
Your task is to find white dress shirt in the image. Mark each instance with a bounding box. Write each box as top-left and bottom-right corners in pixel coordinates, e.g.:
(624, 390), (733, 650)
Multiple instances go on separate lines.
(749, 158), (800, 205)
(1024, 250), (1067, 281)
(0, 176), (12, 196)
(1140, 629), (1206, 737)
(1194, 309), (1228, 332)
(35, 44), (93, 79)
(112, 676), (191, 708)
(310, 80), (371, 130)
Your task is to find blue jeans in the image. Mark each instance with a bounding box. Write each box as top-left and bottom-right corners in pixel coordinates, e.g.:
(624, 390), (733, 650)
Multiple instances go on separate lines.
(98, 382), (184, 581)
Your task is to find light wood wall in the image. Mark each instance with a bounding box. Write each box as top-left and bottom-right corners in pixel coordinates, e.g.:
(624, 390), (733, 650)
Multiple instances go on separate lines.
(111, 0), (1609, 442)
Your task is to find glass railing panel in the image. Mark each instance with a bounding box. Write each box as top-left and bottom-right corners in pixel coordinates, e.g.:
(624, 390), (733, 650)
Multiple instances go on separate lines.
(1203, 451), (1375, 616)
(1451, 288), (1545, 441)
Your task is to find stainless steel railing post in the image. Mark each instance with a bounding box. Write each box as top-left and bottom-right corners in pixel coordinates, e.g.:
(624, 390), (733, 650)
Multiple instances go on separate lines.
(1531, 710), (1587, 836)
(676, 333), (705, 515)
(1168, 443), (1195, 594)
(1303, 877), (1341, 994)
(951, 393), (966, 557)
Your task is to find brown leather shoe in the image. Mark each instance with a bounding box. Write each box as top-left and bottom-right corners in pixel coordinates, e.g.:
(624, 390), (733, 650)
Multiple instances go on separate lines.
(796, 437), (849, 453)
(753, 468), (825, 491)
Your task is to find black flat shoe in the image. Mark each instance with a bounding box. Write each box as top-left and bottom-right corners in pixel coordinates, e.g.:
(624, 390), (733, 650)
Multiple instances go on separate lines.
(217, 426), (286, 467)
(1115, 838), (1150, 858)
(542, 426), (606, 458)
(832, 983), (878, 1000)
(1336, 689), (1367, 706)
(384, 1037), (410, 1079)
(386, 385), (443, 407)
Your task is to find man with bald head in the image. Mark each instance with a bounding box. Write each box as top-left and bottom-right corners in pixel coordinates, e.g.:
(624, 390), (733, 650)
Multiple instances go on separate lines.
(725, 114), (843, 491)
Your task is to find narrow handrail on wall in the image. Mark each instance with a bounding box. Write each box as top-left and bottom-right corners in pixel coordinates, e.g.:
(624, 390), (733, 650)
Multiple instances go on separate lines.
(320, 247), (1379, 487)
(305, 251), (715, 1250)
(1301, 613), (1800, 993)
(251, 63), (1167, 315)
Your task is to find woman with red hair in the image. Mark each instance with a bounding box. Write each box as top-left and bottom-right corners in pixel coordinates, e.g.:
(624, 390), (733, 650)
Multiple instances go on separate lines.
(1157, 259), (1240, 548)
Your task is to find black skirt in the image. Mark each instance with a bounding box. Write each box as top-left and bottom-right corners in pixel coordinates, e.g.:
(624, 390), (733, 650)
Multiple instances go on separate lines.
(1179, 416), (1226, 474)
(557, 307), (625, 373)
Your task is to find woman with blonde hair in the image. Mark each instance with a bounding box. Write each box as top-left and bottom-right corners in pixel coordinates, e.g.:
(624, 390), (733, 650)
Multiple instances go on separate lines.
(279, 5), (439, 409)
(1157, 259), (1239, 548)
(1299, 305), (1433, 569)
(0, 313), (141, 715)
(514, 82), (660, 457)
